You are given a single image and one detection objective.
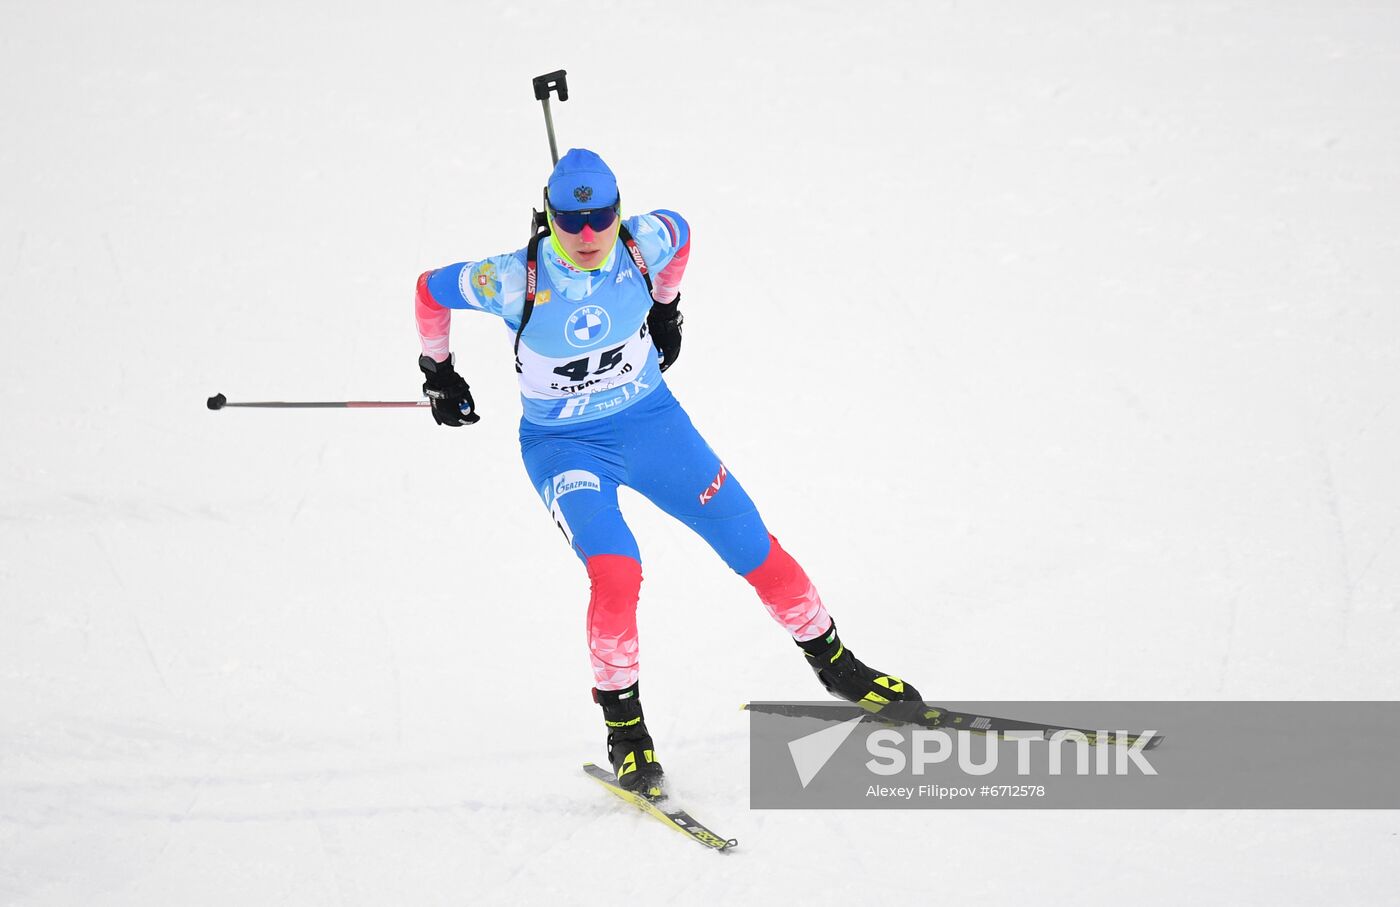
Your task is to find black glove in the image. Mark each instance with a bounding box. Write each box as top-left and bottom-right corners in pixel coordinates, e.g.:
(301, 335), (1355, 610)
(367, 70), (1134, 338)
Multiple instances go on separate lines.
(647, 293), (683, 372)
(418, 354), (480, 426)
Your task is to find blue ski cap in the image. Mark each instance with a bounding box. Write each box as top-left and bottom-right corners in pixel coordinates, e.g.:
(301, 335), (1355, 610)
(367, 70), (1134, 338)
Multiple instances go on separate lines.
(547, 148), (618, 212)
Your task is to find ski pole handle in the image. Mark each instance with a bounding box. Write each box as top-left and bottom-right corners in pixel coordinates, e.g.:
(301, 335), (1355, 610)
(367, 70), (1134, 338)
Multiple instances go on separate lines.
(532, 69), (568, 165)
(206, 393), (428, 410)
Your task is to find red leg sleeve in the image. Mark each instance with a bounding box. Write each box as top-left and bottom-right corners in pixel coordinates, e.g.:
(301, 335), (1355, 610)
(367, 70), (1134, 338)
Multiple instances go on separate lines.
(744, 535), (833, 642)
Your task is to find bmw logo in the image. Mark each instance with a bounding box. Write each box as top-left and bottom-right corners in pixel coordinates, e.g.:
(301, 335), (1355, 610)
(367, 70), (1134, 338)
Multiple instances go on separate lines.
(565, 305), (610, 348)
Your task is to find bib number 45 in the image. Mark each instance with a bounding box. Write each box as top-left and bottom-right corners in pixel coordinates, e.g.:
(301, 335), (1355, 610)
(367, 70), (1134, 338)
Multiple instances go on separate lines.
(553, 344), (626, 383)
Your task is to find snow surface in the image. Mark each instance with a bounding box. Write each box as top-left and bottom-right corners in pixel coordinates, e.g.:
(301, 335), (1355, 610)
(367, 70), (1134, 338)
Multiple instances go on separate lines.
(3, 1), (1399, 903)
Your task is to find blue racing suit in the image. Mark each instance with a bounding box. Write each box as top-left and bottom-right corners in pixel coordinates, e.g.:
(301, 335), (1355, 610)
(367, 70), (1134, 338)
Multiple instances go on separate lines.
(414, 212), (831, 690)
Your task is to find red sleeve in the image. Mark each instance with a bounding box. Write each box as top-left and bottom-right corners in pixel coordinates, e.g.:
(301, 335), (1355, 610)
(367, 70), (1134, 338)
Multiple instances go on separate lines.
(415, 271), (452, 362)
(652, 234), (688, 304)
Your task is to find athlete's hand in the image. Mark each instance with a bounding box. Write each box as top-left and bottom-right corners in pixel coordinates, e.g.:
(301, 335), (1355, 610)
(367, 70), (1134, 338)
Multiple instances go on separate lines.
(647, 294), (683, 372)
(418, 354), (480, 426)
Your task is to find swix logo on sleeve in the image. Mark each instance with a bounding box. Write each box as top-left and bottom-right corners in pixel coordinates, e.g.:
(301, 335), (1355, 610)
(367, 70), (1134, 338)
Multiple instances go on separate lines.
(698, 464), (728, 506)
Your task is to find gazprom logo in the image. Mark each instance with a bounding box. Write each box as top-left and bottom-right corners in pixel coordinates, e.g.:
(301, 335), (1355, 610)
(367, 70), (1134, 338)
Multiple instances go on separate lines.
(552, 470), (600, 499)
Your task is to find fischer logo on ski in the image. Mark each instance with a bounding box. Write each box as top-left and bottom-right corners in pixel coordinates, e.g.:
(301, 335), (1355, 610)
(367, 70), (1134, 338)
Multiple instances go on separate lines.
(582, 763), (738, 853)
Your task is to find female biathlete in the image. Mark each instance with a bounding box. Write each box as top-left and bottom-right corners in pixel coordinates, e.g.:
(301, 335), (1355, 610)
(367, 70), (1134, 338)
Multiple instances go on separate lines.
(414, 149), (921, 795)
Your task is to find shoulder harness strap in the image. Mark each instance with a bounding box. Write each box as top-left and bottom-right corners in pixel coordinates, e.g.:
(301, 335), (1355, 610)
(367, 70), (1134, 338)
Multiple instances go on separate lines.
(515, 227), (550, 370)
(515, 220), (656, 370)
(617, 223), (654, 295)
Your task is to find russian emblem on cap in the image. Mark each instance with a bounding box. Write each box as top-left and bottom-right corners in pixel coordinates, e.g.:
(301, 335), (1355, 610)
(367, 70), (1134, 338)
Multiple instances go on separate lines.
(573, 186), (593, 203)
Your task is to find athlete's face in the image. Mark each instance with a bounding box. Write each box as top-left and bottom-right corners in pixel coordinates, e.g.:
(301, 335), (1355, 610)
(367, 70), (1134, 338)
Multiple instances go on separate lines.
(553, 214), (620, 270)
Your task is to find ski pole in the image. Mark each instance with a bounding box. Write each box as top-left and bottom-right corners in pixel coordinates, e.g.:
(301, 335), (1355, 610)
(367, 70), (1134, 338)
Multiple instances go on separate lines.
(206, 393), (427, 410)
(532, 69), (568, 166)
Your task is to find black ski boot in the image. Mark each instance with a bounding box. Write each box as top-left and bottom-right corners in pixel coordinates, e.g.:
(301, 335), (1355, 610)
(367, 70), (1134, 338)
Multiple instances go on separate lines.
(798, 622), (923, 720)
(594, 682), (664, 798)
